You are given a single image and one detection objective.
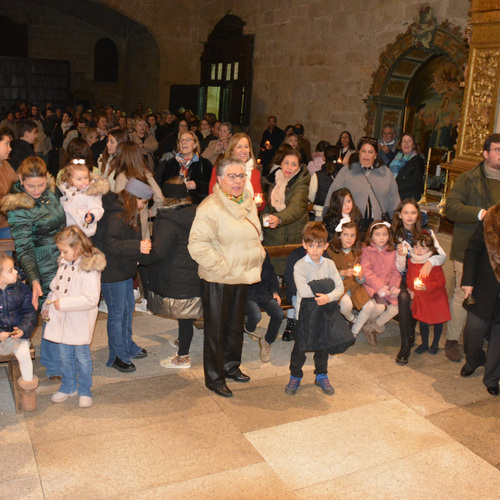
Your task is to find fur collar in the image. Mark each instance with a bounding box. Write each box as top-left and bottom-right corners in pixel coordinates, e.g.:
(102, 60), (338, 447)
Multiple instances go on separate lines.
(484, 203), (500, 282)
(0, 176), (57, 213)
(58, 247), (106, 272)
(60, 175), (110, 197)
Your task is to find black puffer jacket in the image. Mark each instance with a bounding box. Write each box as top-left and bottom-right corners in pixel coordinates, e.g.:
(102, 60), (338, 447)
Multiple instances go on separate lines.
(144, 201), (200, 299)
(0, 279), (38, 339)
(93, 192), (142, 283)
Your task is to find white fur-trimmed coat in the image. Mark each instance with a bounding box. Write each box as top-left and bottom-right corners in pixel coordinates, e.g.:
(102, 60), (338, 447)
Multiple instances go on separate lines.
(42, 248), (106, 345)
(60, 175), (109, 237)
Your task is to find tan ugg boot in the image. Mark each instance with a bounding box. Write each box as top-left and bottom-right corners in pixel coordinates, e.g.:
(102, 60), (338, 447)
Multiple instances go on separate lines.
(17, 376), (39, 412)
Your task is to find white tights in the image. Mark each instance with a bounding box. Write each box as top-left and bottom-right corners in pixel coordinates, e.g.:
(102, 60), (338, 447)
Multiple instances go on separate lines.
(374, 304), (399, 327)
(339, 297), (386, 335)
(14, 340), (33, 381)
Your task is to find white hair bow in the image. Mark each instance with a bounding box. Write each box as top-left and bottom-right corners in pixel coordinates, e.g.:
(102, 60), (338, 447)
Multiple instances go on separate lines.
(335, 216), (351, 232)
(371, 221), (391, 229)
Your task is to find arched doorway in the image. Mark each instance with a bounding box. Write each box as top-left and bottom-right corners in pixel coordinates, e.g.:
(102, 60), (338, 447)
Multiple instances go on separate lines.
(365, 5), (468, 151)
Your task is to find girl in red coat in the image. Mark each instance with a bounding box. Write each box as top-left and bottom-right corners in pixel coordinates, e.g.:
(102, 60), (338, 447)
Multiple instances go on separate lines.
(407, 233), (451, 354)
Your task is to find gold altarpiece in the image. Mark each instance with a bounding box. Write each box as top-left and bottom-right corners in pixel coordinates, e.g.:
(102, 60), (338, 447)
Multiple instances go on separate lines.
(448, 0), (500, 180)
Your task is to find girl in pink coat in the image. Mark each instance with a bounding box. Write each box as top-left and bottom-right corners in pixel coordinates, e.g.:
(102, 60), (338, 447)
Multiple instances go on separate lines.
(42, 227), (106, 408)
(360, 221), (401, 343)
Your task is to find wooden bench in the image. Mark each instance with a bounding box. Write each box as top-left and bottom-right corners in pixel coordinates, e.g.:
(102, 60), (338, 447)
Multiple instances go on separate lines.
(264, 243), (302, 312)
(0, 345), (36, 413)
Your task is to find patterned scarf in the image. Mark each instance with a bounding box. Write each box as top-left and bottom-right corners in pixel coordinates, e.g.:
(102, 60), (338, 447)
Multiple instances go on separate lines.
(222, 189), (244, 204)
(175, 153), (199, 178)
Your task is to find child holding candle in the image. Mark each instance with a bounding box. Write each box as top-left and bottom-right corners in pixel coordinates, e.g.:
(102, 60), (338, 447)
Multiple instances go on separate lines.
(327, 220), (385, 343)
(392, 199), (446, 364)
(406, 233), (451, 354)
(360, 220), (401, 344)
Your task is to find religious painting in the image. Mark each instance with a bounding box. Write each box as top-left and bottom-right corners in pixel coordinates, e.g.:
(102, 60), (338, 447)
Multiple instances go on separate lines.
(405, 55), (463, 153)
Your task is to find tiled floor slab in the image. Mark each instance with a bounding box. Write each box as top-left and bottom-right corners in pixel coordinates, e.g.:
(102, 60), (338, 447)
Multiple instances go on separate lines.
(0, 477), (44, 500)
(119, 462), (296, 500)
(427, 398), (500, 466)
(215, 361), (393, 433)
(374, 360), (489, 416)
(34, 412), (263, 499)
(294, 442), (500, 500)
(245, 399), (453, 490)
(25, 373), (220, 446)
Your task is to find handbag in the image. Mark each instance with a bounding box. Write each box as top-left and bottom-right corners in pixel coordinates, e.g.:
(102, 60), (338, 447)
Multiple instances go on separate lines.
(362, 171), (392, 223)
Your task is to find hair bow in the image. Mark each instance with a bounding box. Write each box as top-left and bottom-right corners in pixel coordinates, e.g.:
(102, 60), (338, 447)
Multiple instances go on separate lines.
(371, 221), (391, 229)
(71, 159), (86, 165)
(335, 216), (351, 232)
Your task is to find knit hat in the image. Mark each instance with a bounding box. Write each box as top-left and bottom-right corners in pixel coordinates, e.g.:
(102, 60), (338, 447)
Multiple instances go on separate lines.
(163, 180), (188, 200)
(124, 178), (153, 199)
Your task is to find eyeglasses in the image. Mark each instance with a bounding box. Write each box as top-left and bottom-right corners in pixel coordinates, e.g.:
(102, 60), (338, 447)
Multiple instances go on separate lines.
(227, 173), (247, 181)
(179, 138), (194, 143)
(487, 147), (500, 154)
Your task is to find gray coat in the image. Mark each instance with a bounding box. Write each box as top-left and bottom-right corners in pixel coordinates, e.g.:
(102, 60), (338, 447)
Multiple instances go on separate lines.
(323, 162), (400, 218)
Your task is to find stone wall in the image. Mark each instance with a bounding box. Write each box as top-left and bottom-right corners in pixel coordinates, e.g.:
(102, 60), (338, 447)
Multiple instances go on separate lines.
(106, 0), (470, 148)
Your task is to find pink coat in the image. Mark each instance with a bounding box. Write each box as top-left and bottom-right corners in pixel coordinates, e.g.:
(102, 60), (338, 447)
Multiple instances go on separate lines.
(361, 244), (401, 306)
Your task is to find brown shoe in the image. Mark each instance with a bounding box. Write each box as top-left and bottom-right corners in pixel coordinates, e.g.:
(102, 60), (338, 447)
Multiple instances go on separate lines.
(445, 340), (461, 362)
(259, 339), (272, 363)
(361, 324), (377, 346)
(17, 376), (39, 412)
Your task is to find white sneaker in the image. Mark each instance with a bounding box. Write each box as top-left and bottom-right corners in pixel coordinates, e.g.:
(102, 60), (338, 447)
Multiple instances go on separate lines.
(133, 288), (141, 301)
(51, 390), (78, 403)
(169, 338), (179, 349)
(79, 396), (93, 408)
(160, 355), (191, 369)
(98, 300), (108, 313)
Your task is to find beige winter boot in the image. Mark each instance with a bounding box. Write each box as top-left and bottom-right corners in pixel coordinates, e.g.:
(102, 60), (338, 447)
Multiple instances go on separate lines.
(17, 376), (39, 412)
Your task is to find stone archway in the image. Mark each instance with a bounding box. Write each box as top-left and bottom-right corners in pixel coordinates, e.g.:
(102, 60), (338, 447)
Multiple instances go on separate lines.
(365, 5), (468, 140)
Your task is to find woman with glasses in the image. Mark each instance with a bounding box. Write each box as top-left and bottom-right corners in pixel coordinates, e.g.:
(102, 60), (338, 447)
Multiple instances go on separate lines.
(188, 158), (265, 398)
(389, 132), (425, 202)
(155, 130), (212, 204)
(262, 145), (311, 247)
(323, 137), (400, 229)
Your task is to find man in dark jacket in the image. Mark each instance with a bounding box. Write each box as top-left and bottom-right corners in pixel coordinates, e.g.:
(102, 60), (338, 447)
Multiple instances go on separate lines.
(9, 120), (37, 170)
(444, 133), (500, 362)
(258, 116), (284, 176)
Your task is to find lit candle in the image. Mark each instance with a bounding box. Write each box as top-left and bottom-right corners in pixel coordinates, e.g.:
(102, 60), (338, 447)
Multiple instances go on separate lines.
(254, 193), (263, 205)
(353, 264), (362, 275)
(414, 277), (423, 288)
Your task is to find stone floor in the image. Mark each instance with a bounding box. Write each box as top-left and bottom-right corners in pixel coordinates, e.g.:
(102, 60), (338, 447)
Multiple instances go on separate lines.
(1, 309), (499, 500)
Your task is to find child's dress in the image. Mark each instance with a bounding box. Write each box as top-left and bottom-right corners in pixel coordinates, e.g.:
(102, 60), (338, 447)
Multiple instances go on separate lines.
(60, 175), (109, 237)
(407, 256), (451, 325)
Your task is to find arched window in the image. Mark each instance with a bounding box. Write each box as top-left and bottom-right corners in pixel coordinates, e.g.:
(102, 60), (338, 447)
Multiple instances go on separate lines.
(94, 38), (118, 82)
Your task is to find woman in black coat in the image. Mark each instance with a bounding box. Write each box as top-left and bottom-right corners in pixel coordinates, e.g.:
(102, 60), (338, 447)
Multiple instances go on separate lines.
(144, 177), (201, 369)
(154, 131), (212, 204)
(389, 133), (425, 201)
(460, 203), (500, 396)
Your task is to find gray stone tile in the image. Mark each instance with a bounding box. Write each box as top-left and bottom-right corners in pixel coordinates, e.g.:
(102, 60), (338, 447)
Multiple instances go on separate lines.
(0, 477), (44, 500)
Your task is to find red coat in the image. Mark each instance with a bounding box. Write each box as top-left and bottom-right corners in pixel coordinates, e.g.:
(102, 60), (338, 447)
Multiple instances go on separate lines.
(208, 167), (265, 211)
(407, 260), (451, 324)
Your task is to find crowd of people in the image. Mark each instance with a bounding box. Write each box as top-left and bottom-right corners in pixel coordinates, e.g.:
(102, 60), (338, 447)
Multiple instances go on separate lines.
(0, 100), (498, 409)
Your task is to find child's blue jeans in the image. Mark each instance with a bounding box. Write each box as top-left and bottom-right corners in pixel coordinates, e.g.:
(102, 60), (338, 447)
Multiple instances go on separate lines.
(59, 343), (93, 397)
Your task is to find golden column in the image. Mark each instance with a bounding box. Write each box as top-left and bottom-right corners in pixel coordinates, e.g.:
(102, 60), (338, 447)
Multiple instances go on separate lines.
(450, 0), (500, 180)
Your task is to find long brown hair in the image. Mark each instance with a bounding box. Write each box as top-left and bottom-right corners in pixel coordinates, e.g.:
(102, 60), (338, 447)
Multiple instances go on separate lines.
(114, 141), (148, 182)
(100, 128), (128, 174)
(117, 190), (140, 230)
(329, 220), (362, 257)
(391, 198), (422, 243)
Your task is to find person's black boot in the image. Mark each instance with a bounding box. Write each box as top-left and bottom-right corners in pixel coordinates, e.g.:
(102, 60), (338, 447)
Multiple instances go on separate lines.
(282, 318), (295, 341)
(396, 333), (412, 365)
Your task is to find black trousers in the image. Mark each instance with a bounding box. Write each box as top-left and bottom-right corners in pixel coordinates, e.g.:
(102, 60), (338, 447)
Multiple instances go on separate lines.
(289, 340), (329, 379)
(398, 281), (417, 340)
(463, 312), (500, 387)
(201, 280), (247, 386)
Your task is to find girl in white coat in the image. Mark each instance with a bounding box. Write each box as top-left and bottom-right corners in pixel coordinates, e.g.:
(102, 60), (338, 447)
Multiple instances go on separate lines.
(59, 160), (109, 237)
(42, 227), (106, 408)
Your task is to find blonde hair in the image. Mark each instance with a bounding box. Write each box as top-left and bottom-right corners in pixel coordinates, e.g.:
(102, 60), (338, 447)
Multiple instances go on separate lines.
(177, 130), (200, 156)
(55, 226), (94, 258)
(60, 160), (91, 185)
(18, 156), (47, 179)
